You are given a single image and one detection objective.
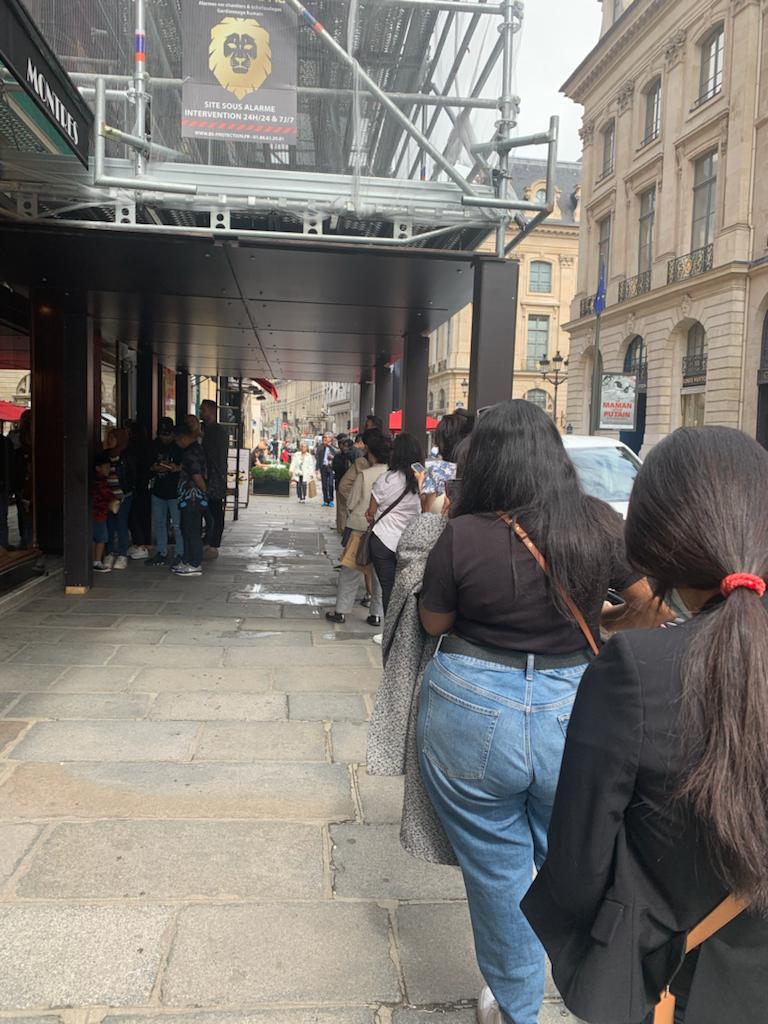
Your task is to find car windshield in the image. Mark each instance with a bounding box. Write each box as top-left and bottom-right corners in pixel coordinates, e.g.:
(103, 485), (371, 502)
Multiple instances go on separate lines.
(568, 446), (641, 504)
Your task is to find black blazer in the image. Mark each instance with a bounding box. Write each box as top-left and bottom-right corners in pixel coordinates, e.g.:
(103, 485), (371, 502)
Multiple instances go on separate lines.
(522, 611), (768, 1024)
(315, 443), (337, 472)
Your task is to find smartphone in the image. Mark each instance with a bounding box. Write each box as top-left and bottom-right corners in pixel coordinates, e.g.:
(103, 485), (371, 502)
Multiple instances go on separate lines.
(411, 462), (426, 474)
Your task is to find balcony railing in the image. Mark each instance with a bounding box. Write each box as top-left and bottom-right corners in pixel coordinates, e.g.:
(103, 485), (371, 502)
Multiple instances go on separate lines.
(682, 354), (708, 387)
(618, 270), (651, 303)
(692, 83), (722, 110)
(667, 243), (714, 285)
(640, 128), (660, 148)
(580, 295), (595, 318)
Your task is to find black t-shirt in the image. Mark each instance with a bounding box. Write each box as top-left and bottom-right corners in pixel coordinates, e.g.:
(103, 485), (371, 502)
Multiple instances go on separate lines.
(420, 512), (640, 655)
(151, 440), (182, 500)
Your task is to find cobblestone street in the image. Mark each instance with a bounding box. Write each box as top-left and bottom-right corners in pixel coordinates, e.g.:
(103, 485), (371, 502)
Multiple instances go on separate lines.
(0, 497), (577, 1024)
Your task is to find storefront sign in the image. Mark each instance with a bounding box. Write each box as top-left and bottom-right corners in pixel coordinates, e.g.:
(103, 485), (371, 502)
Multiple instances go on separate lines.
(181, 0), (298, 145)
(0, 0), (92, 165)
(599, 373), (637, 431)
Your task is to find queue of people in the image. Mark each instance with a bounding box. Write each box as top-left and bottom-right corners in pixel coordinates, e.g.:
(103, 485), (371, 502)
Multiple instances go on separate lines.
(364, 401), (768, 1024)
(91, 400), (229, 577)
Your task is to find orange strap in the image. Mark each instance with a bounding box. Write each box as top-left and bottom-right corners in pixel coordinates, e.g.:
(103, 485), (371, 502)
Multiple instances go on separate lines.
(496, 513), (600, 657)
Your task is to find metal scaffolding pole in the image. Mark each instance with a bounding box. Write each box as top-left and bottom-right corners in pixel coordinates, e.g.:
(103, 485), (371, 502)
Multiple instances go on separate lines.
(494, 0), (517, 255)
(133, 0), (148, 176)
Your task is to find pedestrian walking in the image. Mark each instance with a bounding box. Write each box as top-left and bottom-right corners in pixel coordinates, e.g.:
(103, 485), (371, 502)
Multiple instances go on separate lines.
(523, 426), (768, 1024)
(315, 431), (338, 507)
(366, 432), (423, 613)
(145, 417), (183, 567)
(200, 400), (228, 559)
(416, 400), (664, 1024)
(290, 442), (315, 503)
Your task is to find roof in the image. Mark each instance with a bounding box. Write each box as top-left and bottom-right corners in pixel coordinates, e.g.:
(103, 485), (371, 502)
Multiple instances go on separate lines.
(508, 157), (581, 224)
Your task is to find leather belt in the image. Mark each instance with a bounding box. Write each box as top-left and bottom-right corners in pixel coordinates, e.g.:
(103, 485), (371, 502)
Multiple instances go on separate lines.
(438, 634), (592, 671)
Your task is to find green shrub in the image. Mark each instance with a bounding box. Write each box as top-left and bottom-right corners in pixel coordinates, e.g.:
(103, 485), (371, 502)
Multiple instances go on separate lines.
(252, 465), (290, 482)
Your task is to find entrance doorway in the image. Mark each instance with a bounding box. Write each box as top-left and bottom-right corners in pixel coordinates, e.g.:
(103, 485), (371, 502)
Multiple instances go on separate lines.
(620, 335), (647, 453)
(757, 313), (768, 449)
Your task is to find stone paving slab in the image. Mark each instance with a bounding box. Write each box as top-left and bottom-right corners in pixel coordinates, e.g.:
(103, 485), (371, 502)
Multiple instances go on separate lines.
(356, 768), (405, 824)
(288, 693), (368, 722)
(47, 600), (168, 616)
(160, 602), (283, 618)
(149, 692), (285, 721)
(0, 904), (171, 1008)
(224, 646), (373, 668)
(48, 667), (138, 692)
(110, 645), (225, 668)
(393, 1012), (475, 1024)
(104, 1013), (375, 1024)
(9, 642), (117, 666)
(240, 617), (331, 632)
(9, 721), (199, 762)
(330, 721), (369, 762)
(331, 824), (465, 901)
(41, 628), (167, 646)
(7, 693), (152, 720)
(18, 821), (324, 899)
(0, 629), (64, 644)
(195, 721), (327, 762)
(396, 903), (483, 1004)
(162, 903), (400, 1005)
(0, 823), (41, 885)
(0, 762), (355, 820)
(0, 720), (27, 755)
(41, 613), (122, 627)
(0, 1016), (64, 1023)
(160, 629), (313, 647)
(276, 666), (382, 692)
(0, 666), (63, 691)
(128, 668), (273, 693)
(0, 641), (39, 660)
(118, 615), (244, 631)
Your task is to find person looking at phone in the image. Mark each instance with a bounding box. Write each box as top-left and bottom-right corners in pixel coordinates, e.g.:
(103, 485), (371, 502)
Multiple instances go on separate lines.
(366, 432), (423, 613)
(146, 417), (184, 567)
(421, 410), (475, 514)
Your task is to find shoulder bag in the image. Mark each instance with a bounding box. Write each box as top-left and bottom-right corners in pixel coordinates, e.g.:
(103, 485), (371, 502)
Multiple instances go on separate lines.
(497, 513), (599, 656)
(653, 895), (749, 1024)
(357, 487), (409, 567)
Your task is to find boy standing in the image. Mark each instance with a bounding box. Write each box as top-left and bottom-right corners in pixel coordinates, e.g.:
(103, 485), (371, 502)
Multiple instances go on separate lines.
(172, 423), (208, 577)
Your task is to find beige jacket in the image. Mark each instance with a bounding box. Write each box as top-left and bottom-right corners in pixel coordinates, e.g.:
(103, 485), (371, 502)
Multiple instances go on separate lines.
(346, 463), (388, 532)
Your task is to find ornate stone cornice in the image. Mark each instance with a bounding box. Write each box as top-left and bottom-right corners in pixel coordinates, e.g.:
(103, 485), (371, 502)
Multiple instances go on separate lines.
(664, 28), (687, 67)
(617, 80), (636, 114)
(579, 120), (595, 146)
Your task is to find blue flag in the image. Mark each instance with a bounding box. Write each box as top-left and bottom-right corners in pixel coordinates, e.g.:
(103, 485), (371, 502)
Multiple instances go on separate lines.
(594, 260), (607, 317)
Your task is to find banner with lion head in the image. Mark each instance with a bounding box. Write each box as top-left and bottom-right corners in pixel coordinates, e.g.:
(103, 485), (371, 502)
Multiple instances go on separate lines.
(182, 0), (297, 145)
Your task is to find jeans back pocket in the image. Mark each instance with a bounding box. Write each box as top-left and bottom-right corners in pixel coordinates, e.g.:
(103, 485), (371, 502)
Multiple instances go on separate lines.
(423, 680), (500, 780)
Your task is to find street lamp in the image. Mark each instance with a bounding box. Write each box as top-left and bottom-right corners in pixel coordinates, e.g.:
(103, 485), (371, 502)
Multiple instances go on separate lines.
(538, 350), (569, 427)
(456, 377), (469, 410)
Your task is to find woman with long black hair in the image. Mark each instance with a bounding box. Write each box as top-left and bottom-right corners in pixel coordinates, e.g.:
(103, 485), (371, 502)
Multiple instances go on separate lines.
(523, 426), (768, 1024)
(417, 400), (662, 1024)
(367, 432), (423, 613)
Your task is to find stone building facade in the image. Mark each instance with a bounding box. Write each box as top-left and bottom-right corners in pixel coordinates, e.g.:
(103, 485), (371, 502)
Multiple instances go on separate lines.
(428, 158), (581, 429)
(259, 381), (360, 441)
(563, 0), (768, 454)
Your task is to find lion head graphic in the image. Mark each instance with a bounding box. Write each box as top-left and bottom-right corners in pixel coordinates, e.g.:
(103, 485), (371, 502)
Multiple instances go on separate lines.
(209, 17), (272, 100)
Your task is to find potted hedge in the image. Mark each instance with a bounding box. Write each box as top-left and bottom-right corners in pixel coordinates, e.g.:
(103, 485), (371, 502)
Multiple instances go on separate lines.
(251, 464), (291, 496)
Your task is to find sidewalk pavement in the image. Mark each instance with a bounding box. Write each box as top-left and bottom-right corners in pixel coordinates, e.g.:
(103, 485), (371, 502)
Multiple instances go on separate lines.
(0, 495), (580, 1024)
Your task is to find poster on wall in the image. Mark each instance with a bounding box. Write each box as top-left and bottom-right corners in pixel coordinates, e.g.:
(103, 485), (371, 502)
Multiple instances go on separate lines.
(181, 0), (297, 145)
(599, 374), (637, 430)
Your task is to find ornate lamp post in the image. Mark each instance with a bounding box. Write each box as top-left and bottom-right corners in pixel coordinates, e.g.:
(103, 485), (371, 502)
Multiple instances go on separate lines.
(456, 377), (469, 409)
(538, 351), (569, 426)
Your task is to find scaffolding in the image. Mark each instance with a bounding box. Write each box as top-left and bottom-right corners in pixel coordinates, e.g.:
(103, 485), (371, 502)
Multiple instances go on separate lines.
(0, 0), (559, 255)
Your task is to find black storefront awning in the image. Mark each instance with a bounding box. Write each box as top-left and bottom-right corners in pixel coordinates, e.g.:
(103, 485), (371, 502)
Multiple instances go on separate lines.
(0, 0), (92, 166)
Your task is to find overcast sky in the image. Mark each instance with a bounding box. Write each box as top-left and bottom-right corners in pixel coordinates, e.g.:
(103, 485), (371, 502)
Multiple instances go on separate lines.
(513, 0), (603, 163)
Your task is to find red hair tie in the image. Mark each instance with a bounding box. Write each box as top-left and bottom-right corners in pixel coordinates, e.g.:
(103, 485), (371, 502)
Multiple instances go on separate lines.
(720, 574), (767, 599)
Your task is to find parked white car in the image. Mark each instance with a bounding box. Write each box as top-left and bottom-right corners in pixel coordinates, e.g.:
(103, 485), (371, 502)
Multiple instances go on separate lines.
(563, 435), (641, 518)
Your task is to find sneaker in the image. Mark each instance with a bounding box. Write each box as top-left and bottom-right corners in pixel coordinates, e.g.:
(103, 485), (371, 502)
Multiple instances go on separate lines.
(325, 611), (345, 624)
(360, 595), (372, 608)
(476, 986), (503, 1024)
(93, 560), (112, 573)
(145, 553), (168, 567)
(102, 553), (115, 569)
(127, 545), (149, 560)
(170, 555), (184, 568)
(366, 615), (381, 627)
(329, 501), (335, 508)
(172, 563), (202, 576)
(113, 555), (129, 570)
(372, 633), (383, 646)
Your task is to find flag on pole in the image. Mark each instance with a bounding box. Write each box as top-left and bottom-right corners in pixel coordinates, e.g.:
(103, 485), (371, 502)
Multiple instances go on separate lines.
(594, 260), (607, 317)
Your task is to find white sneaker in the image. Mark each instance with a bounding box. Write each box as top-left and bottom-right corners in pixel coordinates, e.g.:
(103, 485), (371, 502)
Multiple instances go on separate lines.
(372, 633), (383, 646)
(476, 985), (504, 1024)
(172, 563), (202, 576)
(113, 555), (129, 570)
(93, 560), (111, 573)
(102, 553), (116, 569)
(127, 545), (149, 559)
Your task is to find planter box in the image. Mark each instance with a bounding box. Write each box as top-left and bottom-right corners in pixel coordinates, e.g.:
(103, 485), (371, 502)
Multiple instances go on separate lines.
(251, 470), (291, 496)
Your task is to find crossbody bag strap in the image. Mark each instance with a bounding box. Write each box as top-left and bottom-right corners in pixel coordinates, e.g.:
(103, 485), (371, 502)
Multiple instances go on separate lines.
(373, 487), (409, 527)
(686, 894), (750, 954)
(497, 513), (600, 658)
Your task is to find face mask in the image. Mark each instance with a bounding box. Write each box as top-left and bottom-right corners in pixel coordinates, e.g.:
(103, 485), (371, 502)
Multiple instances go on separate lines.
(664, 589), (693, 622)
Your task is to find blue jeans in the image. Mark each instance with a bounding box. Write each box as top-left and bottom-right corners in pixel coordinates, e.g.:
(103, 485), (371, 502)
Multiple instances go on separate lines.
(152, 494), (183, 558)
(417, 648), (587, 1024)
(106, 493), (133, 557)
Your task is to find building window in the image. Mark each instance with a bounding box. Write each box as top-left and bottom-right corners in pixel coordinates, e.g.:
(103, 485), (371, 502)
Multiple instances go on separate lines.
(438, 388), (445, 410)
(525, 388), (549, 410)
(682, 322), (708, 426)
(600, 121), (615, 179)
(529, 261), (553, 294)
(624, 335), (648, 391)
(428, 391), (434, 411)
(642, 78), (661, 145)
(638, 187), (656, 274)
(598, 214), (612, 282)
(535, 188), (547, 204)
(526, 315), (550, 369)
(691, 150), (718, 251)
(698, 25), (724, 105)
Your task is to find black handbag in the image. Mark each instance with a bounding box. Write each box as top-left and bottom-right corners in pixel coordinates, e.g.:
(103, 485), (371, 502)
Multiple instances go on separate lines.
(356, 488), (409, 567)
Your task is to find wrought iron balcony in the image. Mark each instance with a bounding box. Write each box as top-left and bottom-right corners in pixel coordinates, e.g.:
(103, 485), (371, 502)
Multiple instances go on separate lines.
(618, 270), (651, 303)
(667, 243), (714, 285)
(682, 354), (708, 387)
(580, 295), (595, 318)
